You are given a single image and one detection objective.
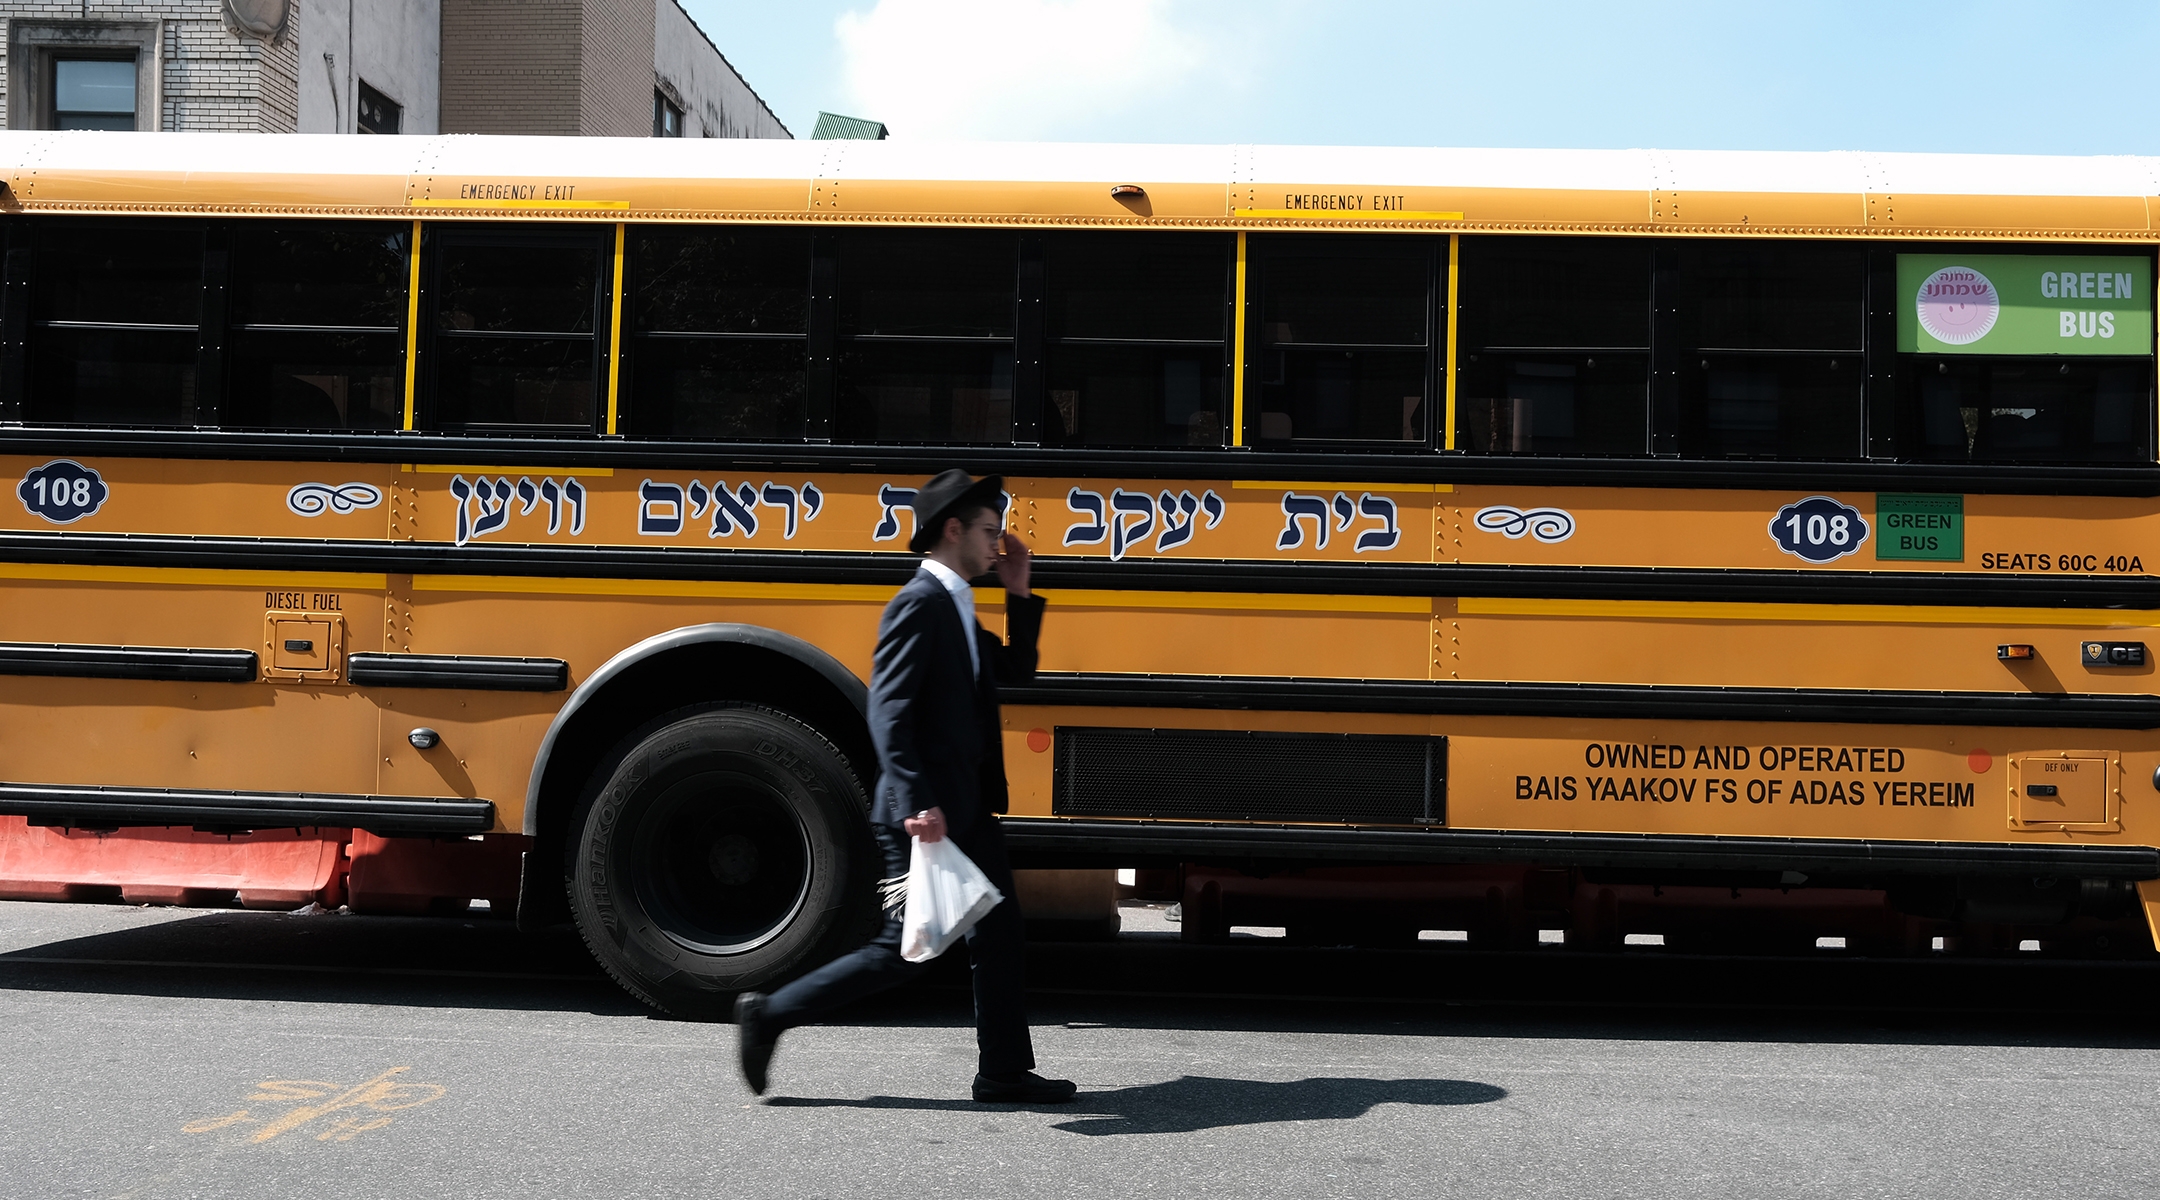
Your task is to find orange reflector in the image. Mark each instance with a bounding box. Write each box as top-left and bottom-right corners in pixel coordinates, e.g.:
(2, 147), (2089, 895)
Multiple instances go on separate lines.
(1997, 644), (2036, 660)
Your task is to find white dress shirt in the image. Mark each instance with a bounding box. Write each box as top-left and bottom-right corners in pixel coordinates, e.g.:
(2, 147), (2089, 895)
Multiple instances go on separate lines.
(918, 558), (980, 680)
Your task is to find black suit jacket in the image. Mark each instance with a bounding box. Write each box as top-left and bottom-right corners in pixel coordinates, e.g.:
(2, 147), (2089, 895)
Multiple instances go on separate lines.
(867, 567), (1046, 840)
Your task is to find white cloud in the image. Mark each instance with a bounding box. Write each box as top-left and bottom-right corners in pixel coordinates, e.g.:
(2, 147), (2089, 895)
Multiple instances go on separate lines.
(833, 0), (1243, 139)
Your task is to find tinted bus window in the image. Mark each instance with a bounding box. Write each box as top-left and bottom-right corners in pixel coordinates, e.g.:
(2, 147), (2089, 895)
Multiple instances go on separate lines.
(835, 230), (1016, 443)
(1905, 356), (2151, 462)
(430, 229), (606, 431)
(1457, 237), (1649, 455)
(1252, 235), (1431, 444)
(225, 223), (407, 430)
(1044, 232), (1228, 446)
(625, 227), (810, 440)
(27, 221), (203, 426)
(1675, 242), (1864, 459)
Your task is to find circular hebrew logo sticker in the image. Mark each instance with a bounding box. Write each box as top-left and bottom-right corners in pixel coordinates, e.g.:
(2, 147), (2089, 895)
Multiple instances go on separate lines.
(1916, 265), (2000, 345)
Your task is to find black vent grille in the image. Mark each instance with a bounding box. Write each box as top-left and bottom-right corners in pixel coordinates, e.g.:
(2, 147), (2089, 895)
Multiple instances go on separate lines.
(1052, 727), (1445, 825)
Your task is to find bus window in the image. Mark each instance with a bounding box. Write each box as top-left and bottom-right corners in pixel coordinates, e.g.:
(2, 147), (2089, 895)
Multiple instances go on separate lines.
(1043, 232), (1228, 446)
(1676, 242), (1864, 459)
(1456, 237), (1649, 455)
(225, 223), (407, 430)
(27, 221), (203, 426)
(429, 228), (606, 432)
(625, 227), (810, 439)
(1904, 356), (2152, 462)
(1251, 235), (1430, 445)
(835, 229), (1016, 443)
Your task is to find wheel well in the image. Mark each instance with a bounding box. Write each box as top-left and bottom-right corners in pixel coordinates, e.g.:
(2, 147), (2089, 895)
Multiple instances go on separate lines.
(517, 634), (873, 929)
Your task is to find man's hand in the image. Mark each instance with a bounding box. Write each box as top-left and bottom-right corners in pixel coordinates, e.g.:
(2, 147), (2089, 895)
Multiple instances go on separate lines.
(904, 806), (947, 843)
(993, 531), (1031, 597)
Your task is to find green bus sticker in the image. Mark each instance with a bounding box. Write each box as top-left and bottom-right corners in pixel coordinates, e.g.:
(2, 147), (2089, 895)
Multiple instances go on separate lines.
(1897, 254), (2153, 356)
(1876, 493), (1963, 561)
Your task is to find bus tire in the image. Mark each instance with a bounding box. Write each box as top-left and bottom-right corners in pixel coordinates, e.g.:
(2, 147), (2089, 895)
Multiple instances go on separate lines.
(567, 703), (873, 1019)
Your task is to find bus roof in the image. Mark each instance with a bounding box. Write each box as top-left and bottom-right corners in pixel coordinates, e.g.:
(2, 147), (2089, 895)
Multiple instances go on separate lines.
(2, 131), (2156, 240)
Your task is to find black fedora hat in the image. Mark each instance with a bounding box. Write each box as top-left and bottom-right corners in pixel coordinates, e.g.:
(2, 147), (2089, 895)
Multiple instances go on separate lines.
(909, 469), (1005, 554)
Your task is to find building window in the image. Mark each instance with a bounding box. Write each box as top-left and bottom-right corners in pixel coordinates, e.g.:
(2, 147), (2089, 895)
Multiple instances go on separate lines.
(52, 57), (137, 131)
(8, 21), (160, 132)
(654, 92), (683, 137)
(356, 82), (401, 135)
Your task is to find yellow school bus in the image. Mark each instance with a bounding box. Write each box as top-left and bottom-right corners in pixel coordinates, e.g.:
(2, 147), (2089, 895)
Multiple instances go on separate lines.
(0, 132), (2155, 1013)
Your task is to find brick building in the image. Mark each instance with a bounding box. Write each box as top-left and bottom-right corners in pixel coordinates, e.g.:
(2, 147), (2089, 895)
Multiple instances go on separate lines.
(0, 0), (788, 137)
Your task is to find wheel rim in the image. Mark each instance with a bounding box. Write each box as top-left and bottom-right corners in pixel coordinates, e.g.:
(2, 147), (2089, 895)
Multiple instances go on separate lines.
(629, 767), (813, 956)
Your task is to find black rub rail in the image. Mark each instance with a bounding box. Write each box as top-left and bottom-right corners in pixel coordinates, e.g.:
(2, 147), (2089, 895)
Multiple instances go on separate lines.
(0, 531), (2153, 609)
(0, 783), (496, 835)
(1003, 672), (2160, 729)
(0, 642), (257, 683)
(1001, 818), (2160, 879)
(1, 427), (2156, 496)
(346, 652), (569, 691)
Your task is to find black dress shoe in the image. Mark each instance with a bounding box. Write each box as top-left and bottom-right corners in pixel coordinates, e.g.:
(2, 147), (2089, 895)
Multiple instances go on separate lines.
(972, 1071), (1078, 1104)
(735, 992), (775, 1095)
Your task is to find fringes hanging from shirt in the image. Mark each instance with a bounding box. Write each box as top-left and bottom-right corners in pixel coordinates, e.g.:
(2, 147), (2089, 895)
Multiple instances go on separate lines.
(877, 873), (909, 917)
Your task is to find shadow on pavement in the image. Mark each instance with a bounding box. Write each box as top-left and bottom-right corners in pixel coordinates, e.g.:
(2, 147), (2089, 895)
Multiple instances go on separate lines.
(0, 906), (639, 1016)
(767, 1074), (1508, 1134)
(3, 903), (2158, 1049)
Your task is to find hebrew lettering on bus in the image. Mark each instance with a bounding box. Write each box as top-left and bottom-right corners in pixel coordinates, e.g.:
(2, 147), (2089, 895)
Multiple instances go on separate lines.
(1062, 486), (1224, 560)
(638, 479), (823, 542)
(451, 474), (584, 546)
(1275, 491), (1397, 553)
(874, 485), (918, 543)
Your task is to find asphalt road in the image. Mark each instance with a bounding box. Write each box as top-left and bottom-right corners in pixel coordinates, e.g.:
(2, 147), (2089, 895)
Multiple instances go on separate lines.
(1, 899), (2156, 1200)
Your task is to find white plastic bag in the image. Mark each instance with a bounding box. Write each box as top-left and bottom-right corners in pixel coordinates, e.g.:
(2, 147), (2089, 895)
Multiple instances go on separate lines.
(898, 836), (1004, 963)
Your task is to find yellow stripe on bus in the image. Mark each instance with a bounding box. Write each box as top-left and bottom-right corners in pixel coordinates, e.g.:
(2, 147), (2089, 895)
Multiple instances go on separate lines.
(412, 575), (895, 601)
(1443, 233), (1459, 451)
(408, 199), (631, 210)
(1230, 231), (1247, 448)
(1234, 209), (1465, 221)
(401, 219), (422, 431)
(402, 464), (616, 477)
(605, 223), (627, 436)
(1461, 596), (2160, 628)
(0, 564), (388, 590)
(1042, 589), (1426, 613)
(409, 574), (1425, 613)
(1232, 480), (1451, 493)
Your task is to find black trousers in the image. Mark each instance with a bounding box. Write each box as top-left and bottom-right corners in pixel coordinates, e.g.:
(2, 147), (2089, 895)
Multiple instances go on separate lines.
(761, 818), (1035, 1077)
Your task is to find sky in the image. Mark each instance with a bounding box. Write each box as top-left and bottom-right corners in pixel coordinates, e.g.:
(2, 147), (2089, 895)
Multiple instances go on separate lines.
(679, 0), (2160, 155)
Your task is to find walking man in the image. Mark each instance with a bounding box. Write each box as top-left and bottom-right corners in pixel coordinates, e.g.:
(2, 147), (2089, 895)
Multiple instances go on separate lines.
(734, 469), (1078, 1104)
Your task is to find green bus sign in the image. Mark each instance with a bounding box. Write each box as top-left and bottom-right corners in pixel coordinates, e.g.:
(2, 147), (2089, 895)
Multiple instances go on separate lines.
(1896, 254), (2153, 356)
(1875, 493), (1962, 562)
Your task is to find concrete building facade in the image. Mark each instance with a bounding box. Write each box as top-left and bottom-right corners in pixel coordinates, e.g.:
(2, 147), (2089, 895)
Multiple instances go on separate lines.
(0, 0), (786, 138)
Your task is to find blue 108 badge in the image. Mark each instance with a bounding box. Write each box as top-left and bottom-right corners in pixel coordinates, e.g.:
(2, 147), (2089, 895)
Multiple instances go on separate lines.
(1769, 495), (1869, 564)
(17, 459), (108, 524)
